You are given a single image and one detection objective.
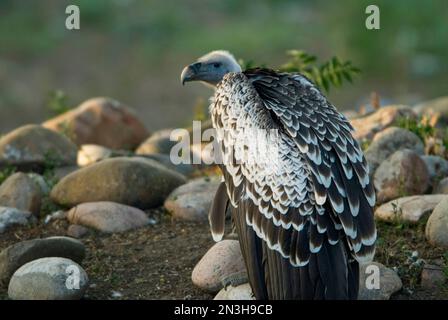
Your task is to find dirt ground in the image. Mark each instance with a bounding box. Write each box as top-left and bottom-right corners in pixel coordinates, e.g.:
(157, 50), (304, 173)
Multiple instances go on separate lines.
(374, 220), (448, 300)
(0, 209), (215, 300)
(0, 209), (447, 300)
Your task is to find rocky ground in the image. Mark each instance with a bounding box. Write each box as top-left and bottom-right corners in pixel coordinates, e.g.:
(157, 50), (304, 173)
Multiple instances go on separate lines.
(0, 210), (215, 300)
(1, 96), (448, 300)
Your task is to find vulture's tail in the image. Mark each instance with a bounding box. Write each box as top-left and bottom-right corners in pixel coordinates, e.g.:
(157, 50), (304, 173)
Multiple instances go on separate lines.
(209, 181), (359, 300)
(231, 199), (359, 300)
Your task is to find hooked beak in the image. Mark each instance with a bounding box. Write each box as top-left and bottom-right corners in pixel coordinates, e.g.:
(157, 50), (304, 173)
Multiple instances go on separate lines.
(181, 62), (202, 85)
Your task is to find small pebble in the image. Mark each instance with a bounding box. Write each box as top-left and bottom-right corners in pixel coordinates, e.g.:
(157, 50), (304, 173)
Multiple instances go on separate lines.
(44, 210), (67, 224)
(111, 291), (123, 298)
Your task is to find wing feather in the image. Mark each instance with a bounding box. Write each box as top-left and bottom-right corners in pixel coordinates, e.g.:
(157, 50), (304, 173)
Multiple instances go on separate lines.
(211, 72), (320, 268)
(244, 68), (376, 263)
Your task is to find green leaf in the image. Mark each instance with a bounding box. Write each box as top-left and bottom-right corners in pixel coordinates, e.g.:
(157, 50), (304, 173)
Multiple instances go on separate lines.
(342, 70), (353, 83)
(257, 49), (361, 92)
(321, 76), (330, 92)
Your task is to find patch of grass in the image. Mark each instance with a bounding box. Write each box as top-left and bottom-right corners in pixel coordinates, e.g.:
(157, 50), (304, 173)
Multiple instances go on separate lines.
(394, 115), (448, 160)
(390, 201), (403, 222)
(57, 120), (77, 142)
(47, 90), (72, 117)
(43, 150), (64, 173)
(39, 197), (62, 217)
(397, 175), (411, 198)
(360, 139), (371, 151)
(0, 153), (62, 216)
(443, 252), (448, 280)
(38, 150), (65, 216)
(395, 115), (435, 143)
(375, 218), (447, 296)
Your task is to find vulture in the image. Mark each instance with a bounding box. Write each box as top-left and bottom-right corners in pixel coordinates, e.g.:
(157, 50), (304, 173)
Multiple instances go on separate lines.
(181, 50), (376, 300)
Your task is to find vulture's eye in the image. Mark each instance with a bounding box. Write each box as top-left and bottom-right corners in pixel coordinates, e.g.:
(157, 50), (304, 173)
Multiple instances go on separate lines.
(213, 63), (221, 68)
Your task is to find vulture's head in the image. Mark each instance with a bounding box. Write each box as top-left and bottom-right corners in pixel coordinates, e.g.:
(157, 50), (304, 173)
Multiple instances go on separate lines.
(181, 50), (242, 87)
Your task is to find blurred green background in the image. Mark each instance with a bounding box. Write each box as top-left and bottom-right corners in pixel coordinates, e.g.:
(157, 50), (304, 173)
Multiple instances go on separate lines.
(0, 0), (447, 133)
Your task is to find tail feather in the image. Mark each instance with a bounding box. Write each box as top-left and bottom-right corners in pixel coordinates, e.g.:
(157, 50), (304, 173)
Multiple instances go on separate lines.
(208, 181), (229, 242)
(232, 201), (359, 300)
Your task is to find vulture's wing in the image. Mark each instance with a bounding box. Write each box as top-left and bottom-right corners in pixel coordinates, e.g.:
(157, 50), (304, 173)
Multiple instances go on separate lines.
(243, 68), (376, 262)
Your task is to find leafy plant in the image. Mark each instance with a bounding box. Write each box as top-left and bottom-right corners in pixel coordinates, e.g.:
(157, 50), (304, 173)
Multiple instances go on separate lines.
(57, 120), (77, 142)
(278, 50), (360, 92)
(47, 89), (72, 116)
(193, 49), (360, 124)
(38, 151), (64, 217)
(360, 139), (370, 151)
(40, 149), (64, 189)
(239, 49), (360, 93)
(395, 115), (448, 159)
(238, 58), (258, 70)
(395, 116), (435, 143)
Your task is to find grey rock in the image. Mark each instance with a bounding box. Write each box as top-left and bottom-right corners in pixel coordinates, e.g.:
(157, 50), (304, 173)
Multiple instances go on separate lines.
(111, 290), (123, 299)
(8, 257), (88, 300)
(43, 97), (149, 150)
(44, 210), (67, 224)
(350, 105), (416, 141)
(365, 127), (424, 176)
(0, 236), (85, 287)
(358, 262), (402, 300)
(50, 157), (186, 209)
(421, 155), (448, 186)
(0, 124), (77, 170)
(214, 283), (254, 300)
(67, 201), (150, 233)
(375, 194), (445, 223)
(374, 149), (429, 204)
(433, 177), (448, 194)
(192, 240), (247, 293)
(66, 224), (90, 238)
(425, 196), (448, 248)
(77, 144), (112, 166)
(28, 173), (50, 195)
(135, 129), (179, 155)
(138, 154), (196, 177)
(165, 176), (221, 222)
(53, 165), (79, 181)
(0, 207), (33, 233)
(0, 172), (45, 215)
